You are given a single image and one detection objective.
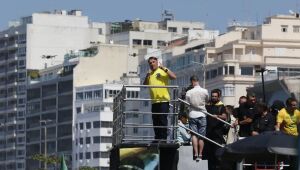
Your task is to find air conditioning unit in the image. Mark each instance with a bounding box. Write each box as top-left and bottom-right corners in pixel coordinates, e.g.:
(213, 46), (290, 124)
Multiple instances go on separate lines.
(107, 129), (112, 134)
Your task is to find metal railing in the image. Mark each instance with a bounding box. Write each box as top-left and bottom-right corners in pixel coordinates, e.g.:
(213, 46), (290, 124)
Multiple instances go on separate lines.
(112, 85), (179, 145)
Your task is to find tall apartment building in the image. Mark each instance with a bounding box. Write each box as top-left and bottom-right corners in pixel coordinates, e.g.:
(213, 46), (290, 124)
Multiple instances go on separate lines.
(0, 9), (108, 170)
(26, 64), (73, 170)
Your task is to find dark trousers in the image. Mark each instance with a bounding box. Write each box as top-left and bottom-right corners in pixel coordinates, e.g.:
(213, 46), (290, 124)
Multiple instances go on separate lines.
(152, 102), (169, 140)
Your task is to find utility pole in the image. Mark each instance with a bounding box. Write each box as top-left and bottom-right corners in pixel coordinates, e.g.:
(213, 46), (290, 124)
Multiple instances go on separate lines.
(255, 68), (267, 103)
(40, 119), (52, 170)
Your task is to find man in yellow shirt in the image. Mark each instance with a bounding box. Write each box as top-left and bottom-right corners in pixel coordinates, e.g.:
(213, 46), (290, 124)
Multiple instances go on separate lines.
(143, 56), (176, 141)
(276, 97), (300, 136)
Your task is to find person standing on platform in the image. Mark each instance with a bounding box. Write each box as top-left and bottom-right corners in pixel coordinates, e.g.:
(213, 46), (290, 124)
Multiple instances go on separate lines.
(205, 89), (227, 170)
(251, 102), (275, 136)
(236, 93), (257, 137)
(143, 56), (176, 142)
(276, 97), (300, 136)
(185, 75), (209, 162)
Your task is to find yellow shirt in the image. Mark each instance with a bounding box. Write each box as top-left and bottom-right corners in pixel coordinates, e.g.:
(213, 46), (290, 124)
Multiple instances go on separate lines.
(277, 108), (300, 136)
(148, 68), (170, 103)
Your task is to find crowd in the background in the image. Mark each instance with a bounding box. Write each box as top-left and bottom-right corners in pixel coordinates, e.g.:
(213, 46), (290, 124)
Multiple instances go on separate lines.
(177, 75), (300, 170)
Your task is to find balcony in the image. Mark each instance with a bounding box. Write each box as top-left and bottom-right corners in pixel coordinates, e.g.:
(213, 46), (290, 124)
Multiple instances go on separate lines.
(6, 93), (17, 101)
(7, 105), (17, 112)
(7, 55), (17, 63)
(236, 54), (262, 63)
(6, 80), (17, 87)
(6, 43), (18, 50)
(6, 130), (16, 138)
(6, 117), (16, 125)
(0, 59), (6, 65)
(7, 66), (17, 74)
(222, 54), (234, 60)
(5, 143), (16, 150)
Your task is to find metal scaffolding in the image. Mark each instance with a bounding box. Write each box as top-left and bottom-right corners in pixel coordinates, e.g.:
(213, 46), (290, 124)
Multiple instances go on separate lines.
(112, 85), (179, 145)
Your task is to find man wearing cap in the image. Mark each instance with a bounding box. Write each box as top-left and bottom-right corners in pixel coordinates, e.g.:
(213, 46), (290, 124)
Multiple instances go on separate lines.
(143, 56), (176, 142)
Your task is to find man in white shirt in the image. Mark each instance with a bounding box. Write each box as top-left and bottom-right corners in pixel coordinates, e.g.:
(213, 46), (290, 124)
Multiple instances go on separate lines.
(185, 75), (209, 162)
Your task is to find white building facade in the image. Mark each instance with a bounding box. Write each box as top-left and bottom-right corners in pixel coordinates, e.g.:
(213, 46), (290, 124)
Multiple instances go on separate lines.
(0, 10), (110, 170)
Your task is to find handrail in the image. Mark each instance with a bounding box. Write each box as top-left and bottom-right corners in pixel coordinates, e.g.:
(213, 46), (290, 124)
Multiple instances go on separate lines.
(178, 98), (232, 126)
(178, 124), (224, 148)
(112, 84), (179, 145)
(124, 85), (179, 88)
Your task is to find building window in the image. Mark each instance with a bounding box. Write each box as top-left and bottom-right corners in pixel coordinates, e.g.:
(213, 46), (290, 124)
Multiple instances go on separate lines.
(98, 28), (102, 35)
(86, 152), (91, 159)
(281, 25), (288, 32)
(222, 86), (235, 97)
(93, 121), (100, 128)
(93, 151), (100, 159)
(84, 91), (93, 100)
(293, 26), (300, 33)
(76, 107), (81, 114)
(241, 67), (253, 76)
(211, 69), (217, 79)
(143, 40), (152, 46)
(205, 71), (210, 80)
(218, 67), (223, 75)
(86, 122), (91, 129)
(76, 92), (83, 100)
(100, 152), (110, 158)
(101, 137), (112, 143)
(132, 39), (142, 45)
(86, 137), (91, 144)
(182, 27), (189, 34)
(157, 40), (166, 46)
(79, 138), (83, 145)
(93, 136), (100, 143)
(133, 127), (138, 134)
(79, 123), (84, 130)
(168, 27), (177, 32)
(229, 66), (235, 75)
(224, 66), (228, 75)
(94, 90), (102, 99)
(79, 153), (83, 160)
(101, 121), (112, 128)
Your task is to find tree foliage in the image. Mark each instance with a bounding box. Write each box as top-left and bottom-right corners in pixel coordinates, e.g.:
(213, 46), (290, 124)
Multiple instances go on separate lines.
(79, 166), (97, 170)
(32, 154), (60, 165)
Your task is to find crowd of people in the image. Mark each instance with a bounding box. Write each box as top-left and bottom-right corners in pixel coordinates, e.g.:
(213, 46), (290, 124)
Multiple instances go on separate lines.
(178, 76), (300, 170)
(143, 55), (300, 170)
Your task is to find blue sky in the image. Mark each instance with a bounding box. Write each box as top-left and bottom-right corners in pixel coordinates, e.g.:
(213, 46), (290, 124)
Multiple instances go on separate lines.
(1, 0), (299, 32)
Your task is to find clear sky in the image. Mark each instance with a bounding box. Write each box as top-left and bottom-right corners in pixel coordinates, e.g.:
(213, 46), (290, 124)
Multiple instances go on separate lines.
(1, 0), (300, 32)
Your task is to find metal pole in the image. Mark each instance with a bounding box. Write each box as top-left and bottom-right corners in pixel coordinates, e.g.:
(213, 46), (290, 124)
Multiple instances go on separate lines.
(178, 124), (223, 147)
(261, 68), (266, 103)
(203, 68), (206, 88)
(40, 120), (51, 170)
(45, 125), (47, 170)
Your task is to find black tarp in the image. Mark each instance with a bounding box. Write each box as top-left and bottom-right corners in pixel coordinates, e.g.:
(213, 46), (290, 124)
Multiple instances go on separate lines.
(217, 131), (298, 161)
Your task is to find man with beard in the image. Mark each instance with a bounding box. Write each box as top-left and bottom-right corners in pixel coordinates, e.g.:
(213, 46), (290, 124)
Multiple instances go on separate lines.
(205, 89), (227, 170)
(143, 56), (176, 142)
(236, 93), (257, 137)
